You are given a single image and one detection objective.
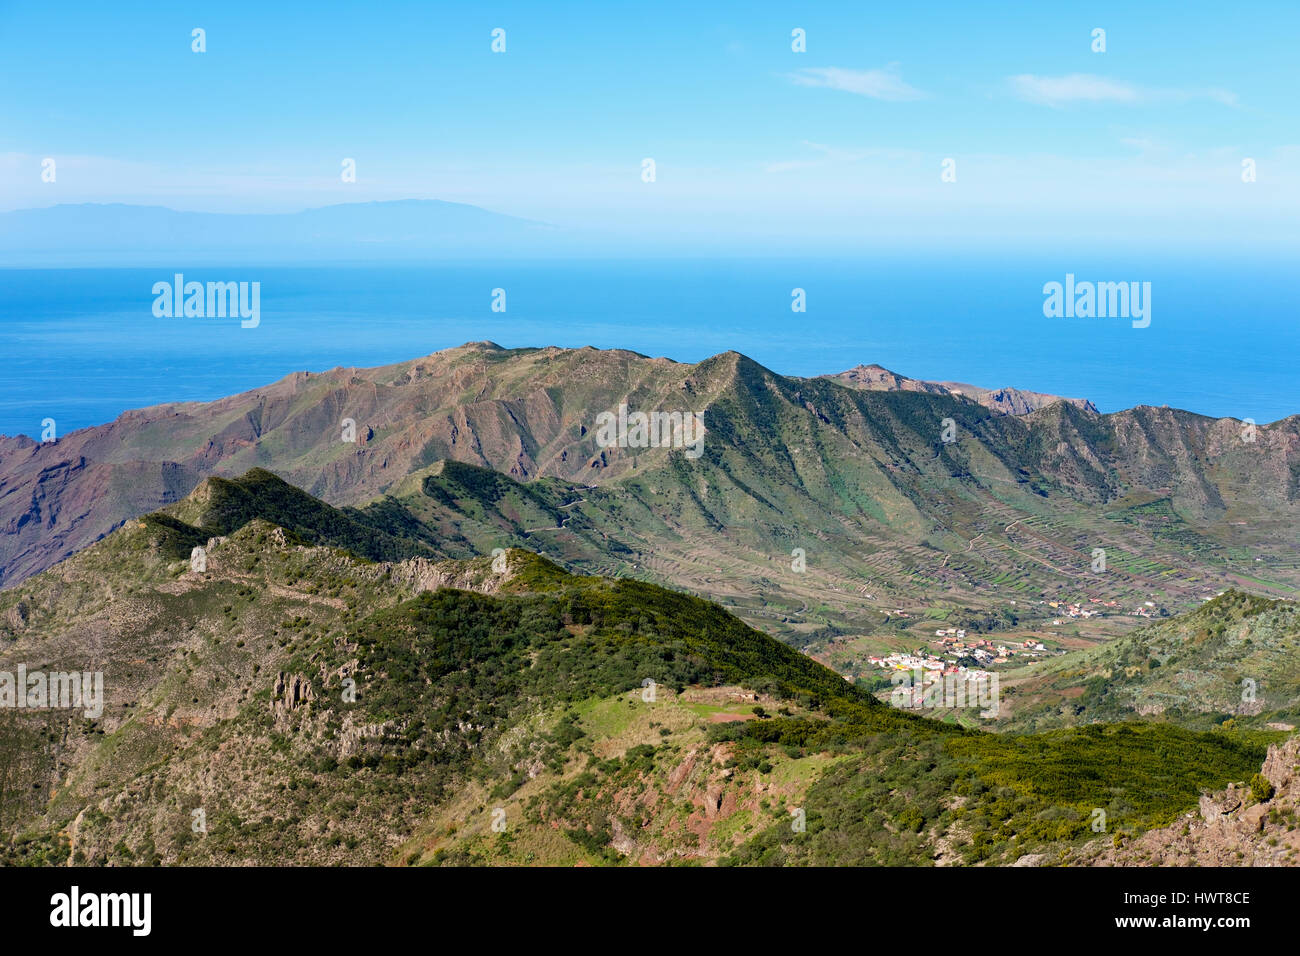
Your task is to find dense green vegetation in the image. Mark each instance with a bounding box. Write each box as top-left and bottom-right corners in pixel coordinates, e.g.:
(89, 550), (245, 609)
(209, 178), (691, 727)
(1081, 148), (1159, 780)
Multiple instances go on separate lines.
(719, 717), (1267, 865)
(297, 557), (935, 799)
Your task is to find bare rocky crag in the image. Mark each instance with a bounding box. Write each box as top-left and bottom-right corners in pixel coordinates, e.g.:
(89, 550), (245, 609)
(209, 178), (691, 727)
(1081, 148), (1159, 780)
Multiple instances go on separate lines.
(826, 363), (1100, 416)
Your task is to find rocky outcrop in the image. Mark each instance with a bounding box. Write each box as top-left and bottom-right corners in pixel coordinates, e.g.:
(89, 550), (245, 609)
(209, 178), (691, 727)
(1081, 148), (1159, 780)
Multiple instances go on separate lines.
(3, 600), (28, 631)
(272, 671), (315, 718)
(388, 552), (517, 596)
(1199, 783), (1245, 823)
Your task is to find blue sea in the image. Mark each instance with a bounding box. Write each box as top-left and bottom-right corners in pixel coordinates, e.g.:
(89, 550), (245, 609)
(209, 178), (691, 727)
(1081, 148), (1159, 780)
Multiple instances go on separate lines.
(1, 258), (1298, 439)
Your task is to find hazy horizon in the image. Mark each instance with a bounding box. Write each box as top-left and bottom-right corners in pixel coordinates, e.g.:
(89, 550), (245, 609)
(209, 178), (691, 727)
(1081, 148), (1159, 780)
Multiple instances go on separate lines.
(4, 0), (1298, 252)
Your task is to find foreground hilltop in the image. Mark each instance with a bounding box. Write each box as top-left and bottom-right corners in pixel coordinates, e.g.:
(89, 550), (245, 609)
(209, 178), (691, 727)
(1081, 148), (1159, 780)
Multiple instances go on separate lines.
(0, 472), (1278, 866)
(3, 342), (1299, 649)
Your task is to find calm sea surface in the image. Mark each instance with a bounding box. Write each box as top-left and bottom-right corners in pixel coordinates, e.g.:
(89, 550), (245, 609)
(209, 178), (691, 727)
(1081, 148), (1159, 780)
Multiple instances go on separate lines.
(1, 258), (1297, 439)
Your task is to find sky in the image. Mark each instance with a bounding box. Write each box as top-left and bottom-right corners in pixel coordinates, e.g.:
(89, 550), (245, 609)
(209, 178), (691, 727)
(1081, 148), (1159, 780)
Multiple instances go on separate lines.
(1, 0), (1298, 253)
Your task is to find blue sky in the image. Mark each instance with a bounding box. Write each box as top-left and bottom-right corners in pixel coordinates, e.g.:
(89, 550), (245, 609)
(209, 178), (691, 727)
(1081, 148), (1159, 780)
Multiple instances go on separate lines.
(2, 0), (1297, 252)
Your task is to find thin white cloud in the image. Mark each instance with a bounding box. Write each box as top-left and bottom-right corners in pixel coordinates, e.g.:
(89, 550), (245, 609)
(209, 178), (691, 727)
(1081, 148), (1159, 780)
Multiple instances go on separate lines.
(1009, 73), (1241, 108)
(1009, 74), (1139, 106)
(786, 64), (926, 101)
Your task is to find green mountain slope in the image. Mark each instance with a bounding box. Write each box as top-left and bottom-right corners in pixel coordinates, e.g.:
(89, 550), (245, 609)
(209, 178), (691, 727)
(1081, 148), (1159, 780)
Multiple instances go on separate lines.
(145, 468), (442, 563)
(4, 343), (1299, 659)
(999, 590), (1300, 732)
(0, 473), (1277, 866)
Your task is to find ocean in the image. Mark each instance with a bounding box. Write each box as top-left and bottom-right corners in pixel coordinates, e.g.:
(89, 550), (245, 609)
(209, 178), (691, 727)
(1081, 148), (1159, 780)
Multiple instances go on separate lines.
(1, 257), (1297, 439)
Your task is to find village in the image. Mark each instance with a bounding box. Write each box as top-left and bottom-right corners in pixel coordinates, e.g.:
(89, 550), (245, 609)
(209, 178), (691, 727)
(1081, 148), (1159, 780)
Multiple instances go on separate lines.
(1038, 596), (1168, 621)
(823, 591), (1174, 705)
(868, 631), (1049, 680)
(856, 623), (1061, 713)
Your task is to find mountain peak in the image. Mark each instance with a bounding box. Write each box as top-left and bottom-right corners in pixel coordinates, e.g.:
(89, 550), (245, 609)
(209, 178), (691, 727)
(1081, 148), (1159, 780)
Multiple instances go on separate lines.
(823, 363), (1097, 416)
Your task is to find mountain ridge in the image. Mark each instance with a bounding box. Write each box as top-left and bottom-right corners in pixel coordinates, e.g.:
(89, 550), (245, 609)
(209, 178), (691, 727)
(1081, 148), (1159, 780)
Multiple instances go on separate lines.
(3, 343), (1298, 663)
